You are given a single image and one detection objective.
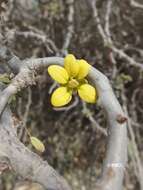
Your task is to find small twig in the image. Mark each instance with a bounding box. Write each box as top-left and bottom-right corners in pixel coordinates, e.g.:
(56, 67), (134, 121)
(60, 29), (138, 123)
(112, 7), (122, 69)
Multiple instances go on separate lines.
(61, 0), (75, 55)
(18, 87), (32, 140)
(82, 102), (107, 136)
(104, 0), (112, 39)
(130, 0), (143, 9)
(53, 96), (79, 112)
(15, 30), (58, 53)
(121, 87), (143, 190)
(90, 0), (143, 71)
(0, 45), (21, 73)
(48, 81), (57, 94)
(91, 0), (107, 44)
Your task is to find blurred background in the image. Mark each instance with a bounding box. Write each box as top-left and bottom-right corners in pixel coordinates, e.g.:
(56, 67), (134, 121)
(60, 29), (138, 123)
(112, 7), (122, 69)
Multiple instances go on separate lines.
(0, 0), (143, 189)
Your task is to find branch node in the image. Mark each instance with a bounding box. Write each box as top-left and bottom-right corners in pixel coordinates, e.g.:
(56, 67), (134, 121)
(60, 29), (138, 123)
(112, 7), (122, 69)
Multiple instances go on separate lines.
(116, 114), (127, 124)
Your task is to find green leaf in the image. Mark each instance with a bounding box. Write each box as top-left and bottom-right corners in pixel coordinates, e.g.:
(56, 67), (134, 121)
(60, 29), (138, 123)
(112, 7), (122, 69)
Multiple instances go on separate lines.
(120, 74), (132, 82)
(8, 95), (16, 104)
(0, 74), (11, 84)
(30, 136), (45, 153)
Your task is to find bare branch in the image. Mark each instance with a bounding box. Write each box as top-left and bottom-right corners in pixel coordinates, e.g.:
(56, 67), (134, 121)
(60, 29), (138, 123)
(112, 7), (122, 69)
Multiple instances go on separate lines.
(121, 88), (143, 190)
(7, 30), (59, 54)
(0, 57), (64, 116)
(18, 87), (32, 140)
(90, 0), (107, 44)
(54, 96), (79, 112)
(89, 68), (127, 190)
(89, 0), (143, 71)
(104, 0), (112, 39)
(130, 0), (143, 9)
(61, 0), (75, 55)
(0, 97), (71, 190)
(82, 102), (108, 136)
(0, 45), (21, 73)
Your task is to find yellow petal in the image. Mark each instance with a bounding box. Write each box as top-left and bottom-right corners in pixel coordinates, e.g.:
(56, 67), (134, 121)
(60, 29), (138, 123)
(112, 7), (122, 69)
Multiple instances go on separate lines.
(48, 65), (69, 84)
(64, 54), (79, 77)
(30, 137), (45, 152)
(51, 87), (72, 107)
(76, 59), (90, 79)
(78, 84), (97, 103)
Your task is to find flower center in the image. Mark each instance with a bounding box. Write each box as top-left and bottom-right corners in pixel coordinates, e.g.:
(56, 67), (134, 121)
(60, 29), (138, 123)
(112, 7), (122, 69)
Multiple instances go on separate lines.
(68, 79), (79, 88)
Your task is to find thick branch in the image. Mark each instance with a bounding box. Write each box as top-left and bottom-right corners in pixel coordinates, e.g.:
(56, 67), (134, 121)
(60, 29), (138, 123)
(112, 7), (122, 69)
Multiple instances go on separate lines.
(0, 57), (63, 116)
(0, 89), (71, 190)
(89, 68), (127, 190)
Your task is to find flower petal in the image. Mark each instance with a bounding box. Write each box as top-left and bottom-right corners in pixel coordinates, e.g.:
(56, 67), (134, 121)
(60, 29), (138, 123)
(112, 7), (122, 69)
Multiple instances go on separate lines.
(51, 87), (72, 107)
(64, 54), (79, 77)
(76, 59), (90, 79)
(78, 84), (97, 103)
(48, 65), (69, 84)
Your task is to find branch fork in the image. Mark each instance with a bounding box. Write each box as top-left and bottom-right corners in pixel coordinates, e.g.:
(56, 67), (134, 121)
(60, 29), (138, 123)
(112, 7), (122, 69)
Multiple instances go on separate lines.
(0, 51), (127, 190)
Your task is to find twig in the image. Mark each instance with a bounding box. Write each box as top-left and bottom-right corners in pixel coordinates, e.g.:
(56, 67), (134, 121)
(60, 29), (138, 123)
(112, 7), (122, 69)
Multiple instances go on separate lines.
(130, 0), (143, 9)
(82, 102), (108, 136)
(121, 87), (143, 190)
(48, 81), (57, 94)
(61, 0), (75, 55)
(13, 30), (59, 53)
(104, 0), (112, 39)
(90, 0), (143, 71)
(53, 96), (79, 111)
(18, 87), (32, 140)
(0, 45), (21, 73)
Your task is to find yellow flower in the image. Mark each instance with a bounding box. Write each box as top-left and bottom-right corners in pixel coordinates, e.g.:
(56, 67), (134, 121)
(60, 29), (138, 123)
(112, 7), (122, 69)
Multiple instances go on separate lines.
(48, 54), (97, 107)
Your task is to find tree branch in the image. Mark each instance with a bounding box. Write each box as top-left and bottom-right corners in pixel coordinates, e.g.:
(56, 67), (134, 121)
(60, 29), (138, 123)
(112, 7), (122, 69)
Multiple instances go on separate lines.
(61, 0), (75, 55)
(89, 0), (143, 71)
(0, 55), (127, 190)
(130, 0), (143, 9)
(0, 46), (21, 73)
(0, 57), (63, 116)
(0, 96), (71, 190)
(89, 67), (127, 190)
